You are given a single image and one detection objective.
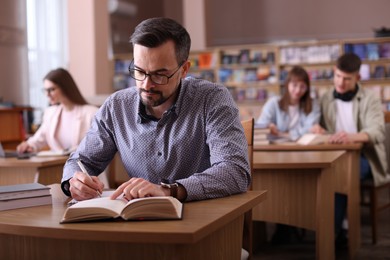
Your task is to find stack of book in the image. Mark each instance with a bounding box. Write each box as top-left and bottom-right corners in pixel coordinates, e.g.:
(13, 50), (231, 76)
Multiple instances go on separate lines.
(0, 183), (52, 211)
(254, 125), (294, 144)
(254, 125), (271, 145)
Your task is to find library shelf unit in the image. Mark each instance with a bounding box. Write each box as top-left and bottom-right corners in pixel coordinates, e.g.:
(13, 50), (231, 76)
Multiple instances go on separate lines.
(342, 37), (390, 110)
(0, 106), (33, 149)
(278, 39), (342, 100)
(187, 44), (280, 120)
(111, 37), (390, 120)
(187, 49), (218, 83)
(112, 53), (134, 91)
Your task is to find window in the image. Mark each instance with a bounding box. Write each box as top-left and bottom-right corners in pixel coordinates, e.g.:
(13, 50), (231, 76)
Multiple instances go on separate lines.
(26, 0), (68, 124)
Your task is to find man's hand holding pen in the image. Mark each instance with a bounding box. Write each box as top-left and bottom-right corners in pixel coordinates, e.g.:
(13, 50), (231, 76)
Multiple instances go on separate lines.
(68, 160), (104, 201)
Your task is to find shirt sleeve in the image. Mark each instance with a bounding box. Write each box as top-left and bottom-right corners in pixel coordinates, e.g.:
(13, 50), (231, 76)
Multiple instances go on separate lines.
(256, 96), (279, 127)
(62, 100), (117, 182)
(178, 86), (251, 201)
(289, 99), (321, 140)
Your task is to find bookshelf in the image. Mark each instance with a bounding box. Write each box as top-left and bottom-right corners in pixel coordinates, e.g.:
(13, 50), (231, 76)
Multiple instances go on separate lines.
(187, 44), (280, 120)
(0, 107), (33, 149)
(112, 37), (390, 118)
(278, 40), (342, 99)
(218, 44), (279, 120)
(187, 50), (218, 83)
(112, 53), (134, 91)
(342, 37), (390, 110)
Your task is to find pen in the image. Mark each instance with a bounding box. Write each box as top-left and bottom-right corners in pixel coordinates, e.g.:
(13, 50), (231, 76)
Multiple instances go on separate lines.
(77, 159), (101, 197)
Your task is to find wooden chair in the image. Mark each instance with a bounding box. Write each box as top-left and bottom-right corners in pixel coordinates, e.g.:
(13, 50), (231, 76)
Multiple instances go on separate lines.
(241, 118), (254, 259)
(360, 122), (390, 244)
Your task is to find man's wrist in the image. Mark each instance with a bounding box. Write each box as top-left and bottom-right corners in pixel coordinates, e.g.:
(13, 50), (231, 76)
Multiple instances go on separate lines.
(61, 179), (71, 197)
(160, 179), (187, 202)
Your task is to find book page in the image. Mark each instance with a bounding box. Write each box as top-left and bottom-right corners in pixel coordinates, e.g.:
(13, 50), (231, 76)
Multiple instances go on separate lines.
(297, 134), (329, 145)
(62, 197), (127, 223)
(121, 196), (183, 220)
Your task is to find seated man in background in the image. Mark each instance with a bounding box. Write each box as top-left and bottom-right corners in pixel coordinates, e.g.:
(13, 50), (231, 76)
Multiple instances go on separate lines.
(60, 17), (251, 203)
(311, 52), (389, 247)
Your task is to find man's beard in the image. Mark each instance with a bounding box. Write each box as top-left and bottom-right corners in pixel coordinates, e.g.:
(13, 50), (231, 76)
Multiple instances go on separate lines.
(139, 89), (167, 107)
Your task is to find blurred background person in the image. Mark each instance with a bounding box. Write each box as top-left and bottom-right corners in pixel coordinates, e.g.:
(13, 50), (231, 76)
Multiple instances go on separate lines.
(17, 68), (98, 154)
(256, 66), (320, 141)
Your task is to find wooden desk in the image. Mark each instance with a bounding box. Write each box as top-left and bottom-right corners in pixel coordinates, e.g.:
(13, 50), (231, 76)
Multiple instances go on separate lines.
(252, 150), (346, 260)
(0, 156), (67, 185)
(0, 185), (267, 260)
(254, 143), (362, 259)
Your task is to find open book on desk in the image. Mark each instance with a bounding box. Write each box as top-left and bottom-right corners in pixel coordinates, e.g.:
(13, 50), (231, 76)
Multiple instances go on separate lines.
(61, 196), (183, 223)
(296, 133), (330, 145)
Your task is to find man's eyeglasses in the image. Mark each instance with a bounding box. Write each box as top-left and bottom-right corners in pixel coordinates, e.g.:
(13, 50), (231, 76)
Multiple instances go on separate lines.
(42, 87), (57, 94)
(128, 60), (184, 85)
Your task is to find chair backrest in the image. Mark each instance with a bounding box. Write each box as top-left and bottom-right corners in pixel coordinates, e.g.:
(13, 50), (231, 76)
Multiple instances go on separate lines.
(241, 118), (254, 188)
(385, 123), (390, 174)
(240, 118), (254, 259)
(384, 111), (390, 123)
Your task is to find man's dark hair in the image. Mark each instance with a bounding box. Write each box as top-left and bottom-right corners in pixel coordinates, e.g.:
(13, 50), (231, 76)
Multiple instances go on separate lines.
(336, 53), (362, 73)
(129, 17), (191, 65)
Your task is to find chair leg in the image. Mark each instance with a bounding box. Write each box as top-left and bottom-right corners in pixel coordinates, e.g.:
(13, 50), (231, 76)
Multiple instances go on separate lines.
(369, 188), (378, 244)
(243, 210), (253, 259)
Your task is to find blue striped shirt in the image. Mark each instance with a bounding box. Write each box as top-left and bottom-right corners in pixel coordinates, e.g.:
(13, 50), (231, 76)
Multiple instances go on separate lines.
(62, 77), (250, 201)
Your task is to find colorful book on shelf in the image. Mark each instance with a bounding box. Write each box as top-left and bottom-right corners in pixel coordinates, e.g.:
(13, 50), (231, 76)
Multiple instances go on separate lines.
(60, 196), (183, 223)
(351, 43), (367, 60)
(379, 43), (390, 59)
(372, 65), (387, 79)
(359, 64), (371, 80)
(218, 69), (233, 83)
(238, 49), (250, 64)
(366, 43), (379, 60)
(198, 53), (214, 69)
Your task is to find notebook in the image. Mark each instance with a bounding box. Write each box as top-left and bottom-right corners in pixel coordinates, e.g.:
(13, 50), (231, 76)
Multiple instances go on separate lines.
(0, 142), (35, 159)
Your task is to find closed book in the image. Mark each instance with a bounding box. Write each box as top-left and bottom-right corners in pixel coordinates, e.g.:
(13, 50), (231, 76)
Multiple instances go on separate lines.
(0, 195), (52, 211)
(61, 196), (183, 223)
(0, 183), (51, 200)
(35, 149), (72, 157)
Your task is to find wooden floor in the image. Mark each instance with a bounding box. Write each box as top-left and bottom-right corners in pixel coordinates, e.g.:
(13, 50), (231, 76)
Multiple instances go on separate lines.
(253, 193), (390, 259)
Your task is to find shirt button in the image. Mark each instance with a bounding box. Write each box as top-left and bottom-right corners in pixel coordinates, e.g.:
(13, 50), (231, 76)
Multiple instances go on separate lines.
(157, 152), (162, 156)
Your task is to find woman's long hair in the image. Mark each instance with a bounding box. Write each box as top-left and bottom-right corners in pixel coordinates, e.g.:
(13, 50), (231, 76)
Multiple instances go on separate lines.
(278, 66), (312, 115)
(44, 68), (88, 105)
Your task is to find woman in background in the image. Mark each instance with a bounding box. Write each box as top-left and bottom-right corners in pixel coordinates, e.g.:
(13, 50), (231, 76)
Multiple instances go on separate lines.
(17, 68), (98, 153)
(256, 65), (320, 141)
(257, 65), (321, 244)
